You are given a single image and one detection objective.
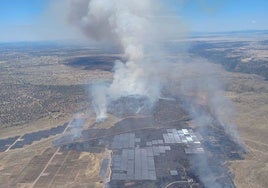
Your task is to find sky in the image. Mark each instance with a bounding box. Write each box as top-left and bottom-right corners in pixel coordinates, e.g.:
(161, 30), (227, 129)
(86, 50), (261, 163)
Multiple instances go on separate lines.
(0, 0), (268, 42)
(0, 0), (48, 42)
(175, 0), (268, 32)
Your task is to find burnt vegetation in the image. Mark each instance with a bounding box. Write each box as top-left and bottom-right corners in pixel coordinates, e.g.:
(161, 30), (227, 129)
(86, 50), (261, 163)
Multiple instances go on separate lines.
(65, 55), (121, 71)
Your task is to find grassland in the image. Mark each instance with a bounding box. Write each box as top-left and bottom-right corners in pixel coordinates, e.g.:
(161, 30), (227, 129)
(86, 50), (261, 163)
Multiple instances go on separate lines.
(0, 33), (268, 187)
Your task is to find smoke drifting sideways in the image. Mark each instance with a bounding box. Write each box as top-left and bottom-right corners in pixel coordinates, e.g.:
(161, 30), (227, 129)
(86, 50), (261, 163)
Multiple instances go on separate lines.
(67, 0), (185, 122)
(168, 59), (245, 187)
(169, 59), (243, 144)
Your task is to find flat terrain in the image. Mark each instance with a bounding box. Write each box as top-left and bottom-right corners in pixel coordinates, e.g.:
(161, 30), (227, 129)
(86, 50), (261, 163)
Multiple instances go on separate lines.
(0, 31), (268, 187)
(0, 43), (116, 187)
(187, 32), (268, 188)
(0, 43), (118, 127)
(226, 73), (268, 188)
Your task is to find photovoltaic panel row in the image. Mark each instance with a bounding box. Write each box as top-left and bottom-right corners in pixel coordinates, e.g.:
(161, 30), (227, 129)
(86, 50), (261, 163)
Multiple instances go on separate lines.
(10, 123), (67, 149)
(163, 129), (203, 144)
(135, 148), (156, 180)
(0, 136), (19, 152)
(99, 159), (109, 179)
(111, 133), (135, 149)
(111, 148), (156, 180)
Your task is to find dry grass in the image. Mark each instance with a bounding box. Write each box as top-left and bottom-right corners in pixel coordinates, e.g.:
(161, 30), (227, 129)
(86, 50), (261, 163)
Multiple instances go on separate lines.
(1, 42), (268, 187)
(223, 72), (268, 188)
(0, 114), (72, 139)
(0, 137), (105, 188)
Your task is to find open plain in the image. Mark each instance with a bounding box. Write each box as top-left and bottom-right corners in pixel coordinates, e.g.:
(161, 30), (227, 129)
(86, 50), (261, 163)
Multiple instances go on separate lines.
(0, 31), (268, 188)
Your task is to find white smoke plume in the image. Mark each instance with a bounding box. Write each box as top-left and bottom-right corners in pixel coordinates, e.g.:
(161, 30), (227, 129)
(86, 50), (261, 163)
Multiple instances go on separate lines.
(59, 1), (244, 186)
(67, 0), (184, 121)
(167, 58), (245, 187)
(91, 83), (108, 122)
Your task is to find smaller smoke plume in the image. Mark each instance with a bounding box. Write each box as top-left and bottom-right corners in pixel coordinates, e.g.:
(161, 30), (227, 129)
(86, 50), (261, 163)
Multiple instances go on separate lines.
(68, 117), (86, 139)
(53, 114), (86, 147)
(91, 83), (108, 122)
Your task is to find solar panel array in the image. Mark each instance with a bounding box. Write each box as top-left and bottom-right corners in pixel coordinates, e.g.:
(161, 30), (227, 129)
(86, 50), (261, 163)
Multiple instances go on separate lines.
(170, 170), (178, 176)
(99, 159), (109, 179)
(111, 133), (135, 149)
(185, 147), (205, 154)
(10, 123), (67, 149)
(111, 133), (159, 180)
(0, 136), (19, 152)
(0, 123), (67, 152)
(111, 148), (157, 180)
(146, 139), (164, 146)
(110, 129), (203, 181)
(163, 128), (201, 144)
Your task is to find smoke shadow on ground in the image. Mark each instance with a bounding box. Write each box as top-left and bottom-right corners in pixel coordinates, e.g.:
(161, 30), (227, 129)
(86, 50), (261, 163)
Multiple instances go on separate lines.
(65, 56), (123, 71)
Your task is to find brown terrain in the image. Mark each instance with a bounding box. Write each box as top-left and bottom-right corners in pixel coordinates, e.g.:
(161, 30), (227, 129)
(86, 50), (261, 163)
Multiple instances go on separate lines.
(0, 43), (116, 187)
(188, 32), (268, 188)
(0, 32), (268, 188)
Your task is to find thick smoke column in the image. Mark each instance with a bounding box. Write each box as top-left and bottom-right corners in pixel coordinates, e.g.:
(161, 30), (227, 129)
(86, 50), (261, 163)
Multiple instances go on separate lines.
(68, 0), (182, 121)
(64, 1), (244, 187)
